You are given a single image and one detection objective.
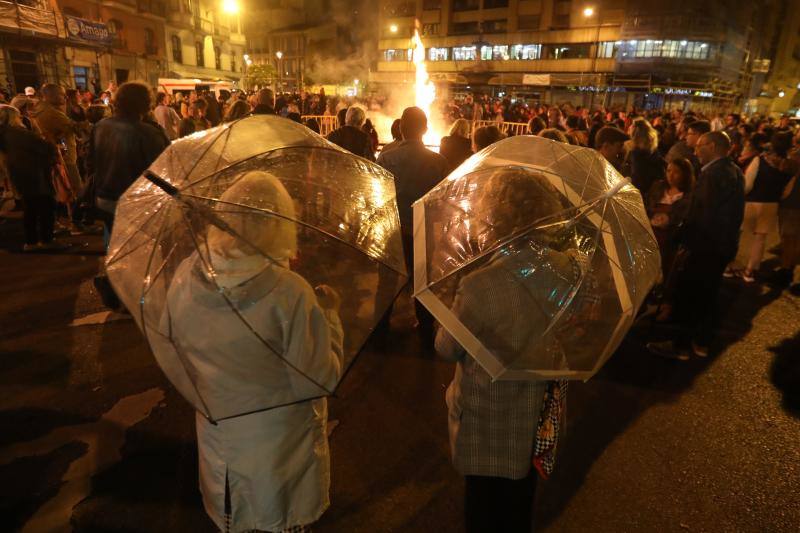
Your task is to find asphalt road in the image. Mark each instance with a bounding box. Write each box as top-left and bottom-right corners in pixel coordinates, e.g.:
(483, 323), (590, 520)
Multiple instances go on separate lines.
(1, 212), (798, 533)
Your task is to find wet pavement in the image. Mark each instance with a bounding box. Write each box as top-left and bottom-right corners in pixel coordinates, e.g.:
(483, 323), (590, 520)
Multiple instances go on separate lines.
(1, 211), (798, 533)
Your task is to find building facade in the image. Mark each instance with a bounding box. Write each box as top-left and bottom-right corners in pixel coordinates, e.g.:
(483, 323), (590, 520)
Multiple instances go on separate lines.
(749, 0), (800, 116)
(58, 0), (167, 89)
(163, 0), (246, 84)
(372, 0), (765, 111)
(1, 0), (245, 96)
(1, 0), (74, 94)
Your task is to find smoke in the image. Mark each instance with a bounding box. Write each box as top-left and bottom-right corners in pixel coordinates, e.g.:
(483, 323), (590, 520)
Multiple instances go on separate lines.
(302, 0), (449, 145)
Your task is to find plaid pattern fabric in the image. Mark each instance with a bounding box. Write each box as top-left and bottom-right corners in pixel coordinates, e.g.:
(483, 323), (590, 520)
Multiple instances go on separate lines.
(533, 379), (568, 479)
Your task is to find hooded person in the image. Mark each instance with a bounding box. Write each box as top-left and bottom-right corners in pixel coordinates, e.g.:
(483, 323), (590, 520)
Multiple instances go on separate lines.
(158, 170), (344, 532)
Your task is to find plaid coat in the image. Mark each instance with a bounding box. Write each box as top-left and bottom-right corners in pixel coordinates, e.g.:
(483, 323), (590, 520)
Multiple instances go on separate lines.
(434, 245), (580, 479)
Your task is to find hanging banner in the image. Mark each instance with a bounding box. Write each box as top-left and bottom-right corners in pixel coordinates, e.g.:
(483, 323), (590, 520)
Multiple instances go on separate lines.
(64, 15), (113, 46)
(522, 74), (551, 86)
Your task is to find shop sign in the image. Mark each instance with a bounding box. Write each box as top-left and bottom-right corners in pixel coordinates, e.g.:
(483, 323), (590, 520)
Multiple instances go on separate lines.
(64, 15), (113, 46)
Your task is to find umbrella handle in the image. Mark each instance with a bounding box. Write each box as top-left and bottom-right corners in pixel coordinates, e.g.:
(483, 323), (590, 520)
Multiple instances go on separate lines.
(143, 170), (180, 197)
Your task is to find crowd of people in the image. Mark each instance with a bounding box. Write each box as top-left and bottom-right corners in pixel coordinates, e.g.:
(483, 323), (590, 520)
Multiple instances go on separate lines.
(2, 80), (800, 532)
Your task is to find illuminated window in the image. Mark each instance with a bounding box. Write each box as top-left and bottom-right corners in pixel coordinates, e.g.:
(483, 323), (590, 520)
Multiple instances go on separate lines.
(195, 41), (204, 66)
(510, 44), (541, 60)
(490, 45), (509, 60)
(383, 49), (410, 61)
(453, 46), (477, 60)
(171, 35), (182, 63)
(428, 47), (449, 61)
(597, 41), (620, 58)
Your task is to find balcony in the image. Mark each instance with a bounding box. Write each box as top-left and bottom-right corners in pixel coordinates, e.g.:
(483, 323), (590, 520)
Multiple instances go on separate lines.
(214, 24), (230, 37)
(0, 0), (59, 37)
(167, 10), (192, 27)
(195, 16), (213, 34)
(137, 0), (166, 17)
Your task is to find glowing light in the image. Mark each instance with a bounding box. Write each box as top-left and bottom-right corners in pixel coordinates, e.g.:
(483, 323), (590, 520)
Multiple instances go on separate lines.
(354, 79), (359, 85)
(583, 7), (595, 17)
(275, 51), (283, 59)
(390, 24), (398, 33)
(680, 40), (687, 46)
(779, 90), (786, 98)
(412, 29), (439, 146)
(222, 0), (239, 14)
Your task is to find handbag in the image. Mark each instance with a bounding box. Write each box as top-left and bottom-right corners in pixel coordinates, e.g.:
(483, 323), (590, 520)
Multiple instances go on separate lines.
(532, 379), (568, 479)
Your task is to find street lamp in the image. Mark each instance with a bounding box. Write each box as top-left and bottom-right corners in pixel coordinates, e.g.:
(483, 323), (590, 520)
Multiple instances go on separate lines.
(584, 5), (601, 109)
(779, 90), (786, 98)
(222, 0), (239, 14)
(275, 51), (283, 92)
(390, 24), (398, 34)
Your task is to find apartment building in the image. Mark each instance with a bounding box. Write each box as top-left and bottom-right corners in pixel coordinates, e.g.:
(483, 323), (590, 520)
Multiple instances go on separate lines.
(163, 0), (246, 83)
(372, 0), (763, 111)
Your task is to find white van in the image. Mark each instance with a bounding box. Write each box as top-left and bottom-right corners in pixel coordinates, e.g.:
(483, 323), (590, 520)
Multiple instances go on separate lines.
(157, 78), (235, 99)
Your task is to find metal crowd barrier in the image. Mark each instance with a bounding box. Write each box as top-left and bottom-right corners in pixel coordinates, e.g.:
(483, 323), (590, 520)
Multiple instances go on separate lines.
(300, 115), (530, 139)
(300, 115), (338, 137)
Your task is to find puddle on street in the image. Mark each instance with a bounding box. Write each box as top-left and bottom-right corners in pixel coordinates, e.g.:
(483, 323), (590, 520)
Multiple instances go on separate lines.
(0, 387), (165, 532)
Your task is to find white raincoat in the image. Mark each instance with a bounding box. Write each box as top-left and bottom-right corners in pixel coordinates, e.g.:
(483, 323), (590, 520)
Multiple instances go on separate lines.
(164, 253), (344, 532)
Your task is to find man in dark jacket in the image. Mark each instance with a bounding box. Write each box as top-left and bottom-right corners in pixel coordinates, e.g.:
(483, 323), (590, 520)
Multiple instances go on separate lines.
(91, 82), (170, 248)
(375, 106), (449, 342)
(667, 119), (708, 176)
(649, 131), (745, 359)
(251, 88), (275, 115)
(326, 106), (375, 161)
(1, 105), (66, 251)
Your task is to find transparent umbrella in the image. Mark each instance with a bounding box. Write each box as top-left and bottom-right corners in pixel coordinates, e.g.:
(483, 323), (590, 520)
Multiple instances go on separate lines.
(413, 135), (661, 380)
(106, 115), (406, 422)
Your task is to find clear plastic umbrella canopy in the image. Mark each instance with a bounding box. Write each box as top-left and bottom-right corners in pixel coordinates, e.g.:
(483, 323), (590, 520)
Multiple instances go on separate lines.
(413, 135), (661, 380)
(106, 115), (406, 422)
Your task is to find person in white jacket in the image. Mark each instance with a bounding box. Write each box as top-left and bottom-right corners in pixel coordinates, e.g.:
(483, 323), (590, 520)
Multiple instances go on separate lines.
(160, 170), (344, 532)
(153, 92), (181, 141)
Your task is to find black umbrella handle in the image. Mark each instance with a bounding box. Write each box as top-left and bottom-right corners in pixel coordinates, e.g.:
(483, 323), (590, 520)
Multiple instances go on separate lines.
(143, 170), (245, 237)
(143, 170), (180, 197)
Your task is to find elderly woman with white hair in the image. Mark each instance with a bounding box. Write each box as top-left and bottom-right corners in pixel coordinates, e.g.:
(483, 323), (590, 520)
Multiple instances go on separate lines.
(325, 105), (375, 161)
(163, 171), (344, 532)
(0, 104), (68, 251)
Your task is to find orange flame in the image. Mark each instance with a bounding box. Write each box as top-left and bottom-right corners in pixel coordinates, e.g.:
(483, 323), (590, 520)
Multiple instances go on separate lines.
(412, 29), (441, 147)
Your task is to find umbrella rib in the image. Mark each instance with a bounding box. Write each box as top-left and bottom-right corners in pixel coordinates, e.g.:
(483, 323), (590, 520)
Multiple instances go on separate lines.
(106, 198), (168, 266)
(611, 192), (658, 238)
(607, 200), (638, 304)
(180, 145), (386, 192)
(155, 307), (217, 421)
(178, 208), (334, 397)
(182, 126), (230, 181)
(423, 194), (606, 290)
(536, 197), (611, 339)
(181, 193), (406, 275)
(210, 393), (329, 422)
(142, 238), (180, 296)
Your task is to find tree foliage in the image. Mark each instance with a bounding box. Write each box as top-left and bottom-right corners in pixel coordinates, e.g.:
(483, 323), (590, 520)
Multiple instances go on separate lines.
(243, 63), (277, 90)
